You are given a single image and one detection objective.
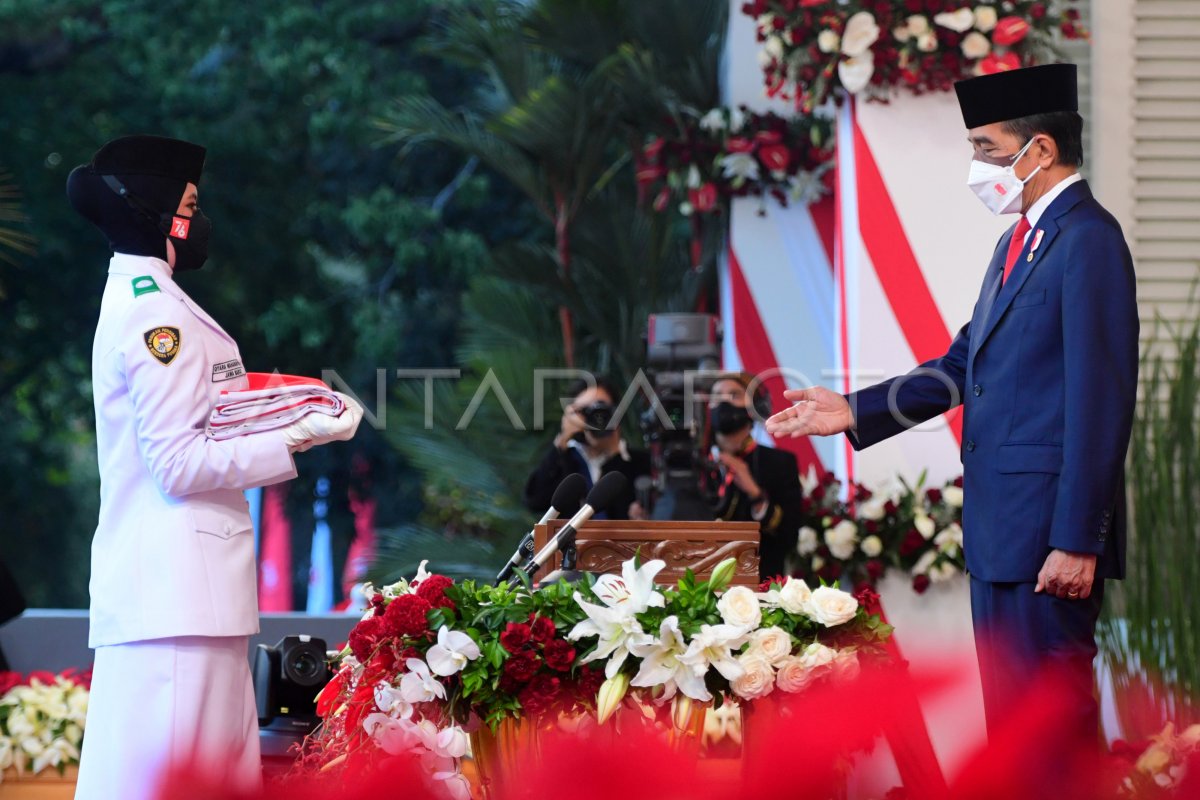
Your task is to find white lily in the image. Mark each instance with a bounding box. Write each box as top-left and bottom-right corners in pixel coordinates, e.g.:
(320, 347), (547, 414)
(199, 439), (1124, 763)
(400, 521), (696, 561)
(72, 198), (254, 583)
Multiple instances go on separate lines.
(720, 152), (760, 186)
(426, 626), (482, 677)
(630, 616), (712, 702)
(699, 108), (726, 133)
(568, 593), (652, 678)
(592, 558), (666, 616)
(399, 658), (446, 703)
(678, 623), (751, 682)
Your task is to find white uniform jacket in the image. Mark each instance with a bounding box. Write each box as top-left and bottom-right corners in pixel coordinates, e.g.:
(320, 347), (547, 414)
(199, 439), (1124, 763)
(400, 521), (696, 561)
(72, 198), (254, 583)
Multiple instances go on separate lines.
(89, 254), (297, 647)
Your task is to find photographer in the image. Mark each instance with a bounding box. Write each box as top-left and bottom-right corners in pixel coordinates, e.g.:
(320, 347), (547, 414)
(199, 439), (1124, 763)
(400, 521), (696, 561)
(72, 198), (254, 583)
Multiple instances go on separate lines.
(524, 377), (650, 520)
(709, 373), (802, 579)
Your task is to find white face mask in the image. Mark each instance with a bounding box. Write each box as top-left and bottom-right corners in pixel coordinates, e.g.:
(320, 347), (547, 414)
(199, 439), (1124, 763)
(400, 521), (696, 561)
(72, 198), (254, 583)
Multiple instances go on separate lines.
(966, 137), (1041, 215)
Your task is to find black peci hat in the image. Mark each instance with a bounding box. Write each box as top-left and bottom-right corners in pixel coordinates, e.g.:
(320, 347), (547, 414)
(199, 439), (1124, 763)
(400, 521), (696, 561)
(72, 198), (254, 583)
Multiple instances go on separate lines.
(954, 63), (1078, 129)
(89, 135), (206, 185)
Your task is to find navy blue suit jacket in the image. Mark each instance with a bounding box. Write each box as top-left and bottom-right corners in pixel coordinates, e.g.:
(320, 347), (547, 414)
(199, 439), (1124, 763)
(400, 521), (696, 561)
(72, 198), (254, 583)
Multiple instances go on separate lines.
(847, 180), (1138, 582)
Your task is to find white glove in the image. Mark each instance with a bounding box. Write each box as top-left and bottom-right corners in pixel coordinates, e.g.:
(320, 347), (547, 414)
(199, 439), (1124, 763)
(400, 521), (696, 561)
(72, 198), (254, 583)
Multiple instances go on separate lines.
(280, 393), (364, 453)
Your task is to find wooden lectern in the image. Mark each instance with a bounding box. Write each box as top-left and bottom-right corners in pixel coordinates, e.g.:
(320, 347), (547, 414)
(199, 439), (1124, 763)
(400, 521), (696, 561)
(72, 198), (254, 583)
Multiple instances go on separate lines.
(531, 519), (761, 586)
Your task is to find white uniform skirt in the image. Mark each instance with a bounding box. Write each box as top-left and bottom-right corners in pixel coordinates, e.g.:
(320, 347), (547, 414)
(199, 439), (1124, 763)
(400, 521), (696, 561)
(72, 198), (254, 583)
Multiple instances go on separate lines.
(74, 635), (261, 800)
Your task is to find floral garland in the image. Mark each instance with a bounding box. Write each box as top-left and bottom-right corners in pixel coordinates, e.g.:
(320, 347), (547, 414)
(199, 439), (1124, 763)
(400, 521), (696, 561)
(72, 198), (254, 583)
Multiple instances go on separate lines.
(302, 558), (890, 796)
(0, 669), (90, 779)
(789, 470), (966, 595)
(638, 106), (834, 219)
(741, 0), (1087, 113)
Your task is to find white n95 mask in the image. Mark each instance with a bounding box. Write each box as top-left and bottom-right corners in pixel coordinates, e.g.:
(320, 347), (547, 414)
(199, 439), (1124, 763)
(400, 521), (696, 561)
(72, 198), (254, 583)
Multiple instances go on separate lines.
(966, 137), (1041, 215)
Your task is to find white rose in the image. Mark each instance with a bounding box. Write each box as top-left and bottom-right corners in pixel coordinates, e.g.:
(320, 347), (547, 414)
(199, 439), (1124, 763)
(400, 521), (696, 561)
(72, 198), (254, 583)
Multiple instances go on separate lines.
(860, 498), (887, 521)
(824, 519), (858, 560)
(756, 14), (775, 34)
(934, 8), (975, 33)
(837, 56), (875, 94)
(961, 31), (991, 59)
(916, 31), (939, 52)
(907, 14), (930, 36)
(832, 650), (861, 682)
(912, 549), (938, 576)
(811, 555), (825, 573)
(915, 512), (936, 540)
(748, 627), (793, 665)
(931, 560), (958, 583)
(892, 26), (912, 43)
(775, 655), (812, 693)
(817, 30), (841, 54)
(809, 586), (859, 627)
(841, 11), (881, 57)
(974, 7), (998, 32)
(731, 653), (776, 700)
(943, 485), (964, 508)
(798, 641), (836, 671)
(764, 35), (785, 61)
(778, 578), (813, 616)
(717, 585), (763, 630)
(861, 535), (883, 558)
(756, 48), (773, 69)
(797, 526), (819, 555)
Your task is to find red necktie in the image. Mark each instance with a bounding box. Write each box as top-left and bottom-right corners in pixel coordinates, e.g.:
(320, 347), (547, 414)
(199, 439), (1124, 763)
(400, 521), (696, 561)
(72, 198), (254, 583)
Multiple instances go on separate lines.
(1002, 215), (1031, 285)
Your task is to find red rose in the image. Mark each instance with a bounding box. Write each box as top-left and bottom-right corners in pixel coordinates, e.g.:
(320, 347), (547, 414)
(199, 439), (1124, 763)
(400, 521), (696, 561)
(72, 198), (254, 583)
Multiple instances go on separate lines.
(529, 615), (556, 643)
(925, 488), (943, 504)
(811, 486), (826, 501)
(503, 650), (539, 684)
(953, 476), (963, 488)
(912, 574), (931, 594)
(543, 639), (576, 672)
(884, 500), (898, 515)
(865, 520), (879, 534)
(383, 593), (433, 638)
(1029, 3), (1047, 20)
(979, 52), (1021, 75)
(689, 183), (718, 214)
(866, 559), (886, 580)
(899, 529), (926, 557)
(855, 585), (883, 615)
(758, 575), (789, 592)
(416, 574), (456, 611)
(348, 616), (389, 662)
(726, 136), (755, 154)
(500, 622), (533, 653)
(991, 17), (1030, 47)
(576, 665), (605, 699)
(817, 561), (842, 582)
(519, 673), (563, 717)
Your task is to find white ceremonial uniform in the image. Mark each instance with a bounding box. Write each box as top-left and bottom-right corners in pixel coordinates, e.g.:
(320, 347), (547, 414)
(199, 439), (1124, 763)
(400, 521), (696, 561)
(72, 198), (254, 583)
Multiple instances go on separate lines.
(76, 254), (297, 800)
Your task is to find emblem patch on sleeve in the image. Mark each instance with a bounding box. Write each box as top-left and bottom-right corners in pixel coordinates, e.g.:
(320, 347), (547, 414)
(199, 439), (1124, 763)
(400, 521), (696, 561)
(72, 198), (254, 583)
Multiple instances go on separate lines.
(144, 327), (181, 365)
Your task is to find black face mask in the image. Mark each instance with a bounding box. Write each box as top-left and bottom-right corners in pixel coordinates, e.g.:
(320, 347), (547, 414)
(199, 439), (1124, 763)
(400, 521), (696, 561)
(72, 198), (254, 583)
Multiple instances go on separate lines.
(167, 209), (212, 272)
(711, 402), (753, 436)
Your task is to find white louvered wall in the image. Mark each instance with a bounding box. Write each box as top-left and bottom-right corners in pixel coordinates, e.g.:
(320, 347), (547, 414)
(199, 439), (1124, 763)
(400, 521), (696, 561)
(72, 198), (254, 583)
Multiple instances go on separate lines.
(1131, 0), (1200, 356)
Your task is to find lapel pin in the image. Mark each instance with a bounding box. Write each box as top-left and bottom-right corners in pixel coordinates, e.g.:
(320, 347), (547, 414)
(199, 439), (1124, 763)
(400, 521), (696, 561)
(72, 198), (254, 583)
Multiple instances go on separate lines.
(1027, 229), (1045, 262)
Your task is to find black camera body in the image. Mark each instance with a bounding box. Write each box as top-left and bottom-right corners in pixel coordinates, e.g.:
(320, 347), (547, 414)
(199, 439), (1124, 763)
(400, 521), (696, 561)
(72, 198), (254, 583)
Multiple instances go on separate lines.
(252, 634), (332, 733)
(579, 400), (616, 432)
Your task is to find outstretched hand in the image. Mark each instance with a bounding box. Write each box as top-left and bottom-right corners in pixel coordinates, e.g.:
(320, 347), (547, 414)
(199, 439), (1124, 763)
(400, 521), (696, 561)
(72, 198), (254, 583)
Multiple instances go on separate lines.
(764, 387), (855, 439)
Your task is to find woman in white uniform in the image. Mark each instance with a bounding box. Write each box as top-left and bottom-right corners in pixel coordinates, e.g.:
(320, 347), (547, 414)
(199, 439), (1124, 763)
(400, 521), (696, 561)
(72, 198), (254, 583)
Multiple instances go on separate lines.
(66, 135), (363, 800)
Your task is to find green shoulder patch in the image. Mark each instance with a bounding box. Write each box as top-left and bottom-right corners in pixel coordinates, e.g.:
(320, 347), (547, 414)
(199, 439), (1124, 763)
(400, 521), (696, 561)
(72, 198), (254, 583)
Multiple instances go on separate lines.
(132, 276), (160, 298)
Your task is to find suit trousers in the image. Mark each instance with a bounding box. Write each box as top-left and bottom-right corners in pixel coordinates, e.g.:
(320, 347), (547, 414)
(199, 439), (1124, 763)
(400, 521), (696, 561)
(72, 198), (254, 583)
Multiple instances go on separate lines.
(74, 635), (261, 800)
(970, 577), (1104, 747)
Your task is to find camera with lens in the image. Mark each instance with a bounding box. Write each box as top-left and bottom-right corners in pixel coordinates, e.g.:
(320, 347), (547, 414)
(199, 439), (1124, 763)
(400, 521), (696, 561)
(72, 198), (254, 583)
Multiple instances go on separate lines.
(579, 401), (616, 432)
(253, 635), (333, 762)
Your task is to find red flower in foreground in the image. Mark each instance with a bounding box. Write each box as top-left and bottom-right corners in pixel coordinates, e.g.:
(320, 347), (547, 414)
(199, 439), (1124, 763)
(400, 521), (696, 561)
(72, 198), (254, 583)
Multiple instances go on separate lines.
(500, 622), (533, 653)
(415, 574), (456, 611)
(503, 651), (539, 684)
(518, 673), (562, 717)
(529, 615), (556, 643)
(855, 585), (883, 616)
(543, 639), (576, 672)
(348, 616), (390, 662)
(382, 594), (433, 638)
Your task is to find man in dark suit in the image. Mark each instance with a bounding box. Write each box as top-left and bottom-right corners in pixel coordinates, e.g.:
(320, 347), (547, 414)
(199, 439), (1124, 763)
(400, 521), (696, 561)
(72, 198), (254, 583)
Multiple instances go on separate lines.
(709, 372), (803, 580)
(766, 64), (1137, 745)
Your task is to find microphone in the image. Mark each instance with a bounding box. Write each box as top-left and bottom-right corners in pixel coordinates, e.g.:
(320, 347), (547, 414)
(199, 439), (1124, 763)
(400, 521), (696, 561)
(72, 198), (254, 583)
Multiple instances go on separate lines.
(515, 472), (629, 585)
(634, 475), (654, 516)
(494, 474), (587, 584)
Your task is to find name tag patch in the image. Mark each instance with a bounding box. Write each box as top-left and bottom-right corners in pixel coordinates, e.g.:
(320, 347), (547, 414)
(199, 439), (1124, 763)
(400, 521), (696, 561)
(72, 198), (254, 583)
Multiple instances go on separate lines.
(212, 359), (246, 383)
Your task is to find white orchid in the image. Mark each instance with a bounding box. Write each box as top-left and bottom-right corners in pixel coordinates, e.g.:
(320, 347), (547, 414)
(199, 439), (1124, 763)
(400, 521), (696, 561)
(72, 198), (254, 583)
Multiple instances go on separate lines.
(699, 109), (726, 133)
(788, 170), (829, 205)
(569, 593), (652, 678)
(630, 616), (712, 702)
(399, 658), (446, 704)
(592, 559), (666, 616)
(374, 681), (414, 719)
(678, 623), (751, 683)
(426, 627), (482, 677)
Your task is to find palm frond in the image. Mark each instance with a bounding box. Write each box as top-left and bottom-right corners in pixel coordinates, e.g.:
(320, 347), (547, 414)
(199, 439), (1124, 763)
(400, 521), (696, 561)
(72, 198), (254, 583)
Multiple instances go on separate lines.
(369, 525), (502, 585)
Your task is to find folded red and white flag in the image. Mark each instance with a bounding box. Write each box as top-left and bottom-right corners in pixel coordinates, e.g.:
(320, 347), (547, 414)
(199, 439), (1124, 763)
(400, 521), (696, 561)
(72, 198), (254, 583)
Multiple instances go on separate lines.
(206, 372), (344, 441)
